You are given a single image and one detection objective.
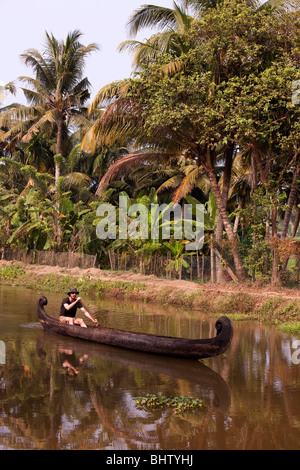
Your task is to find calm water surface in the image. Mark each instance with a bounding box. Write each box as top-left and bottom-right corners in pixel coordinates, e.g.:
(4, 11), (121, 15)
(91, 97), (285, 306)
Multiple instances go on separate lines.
(0, 284), (299, 450)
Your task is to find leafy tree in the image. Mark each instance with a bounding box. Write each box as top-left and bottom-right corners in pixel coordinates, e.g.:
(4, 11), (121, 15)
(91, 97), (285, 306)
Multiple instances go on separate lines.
(0, 30), (99, 187)
(119, 2), (192, 71)
(88, 0), (300, 281)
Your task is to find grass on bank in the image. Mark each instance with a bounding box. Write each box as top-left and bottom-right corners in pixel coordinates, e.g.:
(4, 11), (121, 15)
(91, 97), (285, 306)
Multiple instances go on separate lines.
(0, 263), (300, 333)
(0, 264), (146, 295)
(279, 322), (300, 335)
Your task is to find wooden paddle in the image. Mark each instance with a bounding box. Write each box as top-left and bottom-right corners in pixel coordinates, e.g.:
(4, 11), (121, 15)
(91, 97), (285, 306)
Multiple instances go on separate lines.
(80, 300), (100, 326)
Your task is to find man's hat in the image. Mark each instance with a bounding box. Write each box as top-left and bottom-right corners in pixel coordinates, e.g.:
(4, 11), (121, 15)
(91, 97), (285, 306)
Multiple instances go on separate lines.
(68, 288), (79, 295)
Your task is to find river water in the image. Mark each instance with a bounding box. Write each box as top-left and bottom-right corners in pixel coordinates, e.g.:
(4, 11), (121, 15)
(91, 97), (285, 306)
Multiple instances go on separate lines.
(0, 284), (299, 450)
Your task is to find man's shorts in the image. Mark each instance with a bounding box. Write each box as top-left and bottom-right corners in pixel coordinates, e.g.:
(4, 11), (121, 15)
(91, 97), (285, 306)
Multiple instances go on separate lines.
(59, 316), (73, 323)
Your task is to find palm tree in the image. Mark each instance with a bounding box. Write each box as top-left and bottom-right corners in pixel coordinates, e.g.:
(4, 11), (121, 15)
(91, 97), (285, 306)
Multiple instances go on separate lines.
(119, 2), (192, 71)
(0, 30), (99, 187)
(82, 2), (196, 153)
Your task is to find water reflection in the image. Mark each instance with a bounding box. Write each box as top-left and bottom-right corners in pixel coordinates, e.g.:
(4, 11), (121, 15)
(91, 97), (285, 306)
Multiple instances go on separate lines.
(58, 347), (89, 376)
(32, 331), (231, 450)
(37, 332), (231, 412)
(0, 286), (300, 450)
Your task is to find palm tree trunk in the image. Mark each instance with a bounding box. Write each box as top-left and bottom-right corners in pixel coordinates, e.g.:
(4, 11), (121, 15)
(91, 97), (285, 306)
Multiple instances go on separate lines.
(271, 197), (281, 286)
(215, 144), (234, 282)
(252, 143), (268, 185)
(55, 116), (64, 249)
(281, 162), (299, 239)
(281, 162), (300, 271)
(206, 165), (246, 281)
(292, 206), (300, 238)
(55, 117), (64, 187)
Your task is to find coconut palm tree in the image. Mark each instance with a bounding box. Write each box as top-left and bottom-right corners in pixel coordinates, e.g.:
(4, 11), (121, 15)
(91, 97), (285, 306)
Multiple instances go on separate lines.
(119, 2), (192, 71)
(0, 30), (99, 187)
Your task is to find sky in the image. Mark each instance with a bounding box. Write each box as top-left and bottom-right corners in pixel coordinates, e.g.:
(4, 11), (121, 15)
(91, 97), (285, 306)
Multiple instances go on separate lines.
(0, 0), (175, 106)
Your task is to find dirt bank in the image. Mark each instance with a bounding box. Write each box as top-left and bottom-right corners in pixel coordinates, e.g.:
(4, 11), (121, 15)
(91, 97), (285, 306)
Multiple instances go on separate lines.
(0, 260), (300, 326)
(2, 259), (299, 298)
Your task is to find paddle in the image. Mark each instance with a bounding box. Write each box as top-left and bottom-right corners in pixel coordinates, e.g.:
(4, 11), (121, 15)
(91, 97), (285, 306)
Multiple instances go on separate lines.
(79, 299), (100, 326)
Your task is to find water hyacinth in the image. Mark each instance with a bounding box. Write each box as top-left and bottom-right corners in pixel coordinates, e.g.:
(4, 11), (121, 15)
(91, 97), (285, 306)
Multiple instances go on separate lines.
(135, 393), (204, 414)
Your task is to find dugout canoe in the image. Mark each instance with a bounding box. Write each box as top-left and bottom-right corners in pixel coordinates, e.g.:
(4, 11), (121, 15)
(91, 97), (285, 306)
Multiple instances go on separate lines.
(37, 295), (233, 359)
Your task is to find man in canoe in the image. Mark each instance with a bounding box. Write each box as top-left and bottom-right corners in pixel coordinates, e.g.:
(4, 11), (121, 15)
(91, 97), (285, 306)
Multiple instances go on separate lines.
(59, 288), (98, 328)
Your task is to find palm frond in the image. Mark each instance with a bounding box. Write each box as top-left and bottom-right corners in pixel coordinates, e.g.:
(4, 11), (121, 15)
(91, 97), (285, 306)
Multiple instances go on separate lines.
(118, 39), (162, 69)
(21, 49), (56, 91)
(127, 4), (179, 37)
(67, 144), (81, 172)
(21, 109), (58, 143)
(173, 166), (200, 202)
(183, 0), (220, 14)
(19, 87), (45, 106)
(88, 80), (130, 114)
(18, 76), (52, 99)
(1, 81), (16, 96)
(161, 58), (185, 76)
(156, 174), (183, 193)
(63, 172), (92, 189)
(97, 152), (179, 195)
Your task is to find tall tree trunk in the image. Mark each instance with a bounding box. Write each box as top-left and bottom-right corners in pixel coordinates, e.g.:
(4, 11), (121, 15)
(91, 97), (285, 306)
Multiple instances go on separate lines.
(55, 116), (64, 249)
(205, 164), (246, 282)
(233, 200), (242, 235)
(215, 144), (234, 283)
(55, 117), (64, 187)
(252, 143), (268, 186)
(210, 236), (215, 284)
(271, 197), (281, 286)
(281, 162), (300, 272)
(281, 206), (300, 272)
(281, 162), (300, 239)
(292, 206), (300, 238)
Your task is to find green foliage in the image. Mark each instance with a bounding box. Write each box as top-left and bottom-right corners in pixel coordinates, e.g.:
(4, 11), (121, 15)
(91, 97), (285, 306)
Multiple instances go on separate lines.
(239, 187), (286, 280)
(279, 322), (300, 336)
(1, 0), (300, 286)
(165, 239), (192, 273)
(135, 393), (204, 414)
(0, 265), (25, 279)
(0, 178), (100, 254)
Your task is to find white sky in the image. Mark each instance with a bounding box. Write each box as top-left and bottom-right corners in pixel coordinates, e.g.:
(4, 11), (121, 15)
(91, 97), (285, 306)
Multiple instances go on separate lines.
(1, 0), (175, 105)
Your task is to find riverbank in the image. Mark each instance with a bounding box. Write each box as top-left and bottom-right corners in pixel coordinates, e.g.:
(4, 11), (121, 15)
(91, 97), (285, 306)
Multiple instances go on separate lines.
(1, 260), (300, 332)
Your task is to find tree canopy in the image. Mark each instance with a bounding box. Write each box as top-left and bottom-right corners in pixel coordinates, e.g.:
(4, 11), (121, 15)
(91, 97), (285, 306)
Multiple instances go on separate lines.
(0, 0), (299, 284)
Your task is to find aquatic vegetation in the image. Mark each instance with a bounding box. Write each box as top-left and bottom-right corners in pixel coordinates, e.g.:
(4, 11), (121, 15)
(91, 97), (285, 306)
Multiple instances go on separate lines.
(135, 394), (204, 414)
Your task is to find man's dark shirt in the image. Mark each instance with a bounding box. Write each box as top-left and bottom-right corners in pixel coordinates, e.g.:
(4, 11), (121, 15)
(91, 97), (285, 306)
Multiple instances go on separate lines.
(60, 297), (83, 318)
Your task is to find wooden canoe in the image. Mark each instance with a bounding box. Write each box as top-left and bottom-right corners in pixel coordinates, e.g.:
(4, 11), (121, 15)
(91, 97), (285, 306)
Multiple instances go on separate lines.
(37, 295), (233, 359)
